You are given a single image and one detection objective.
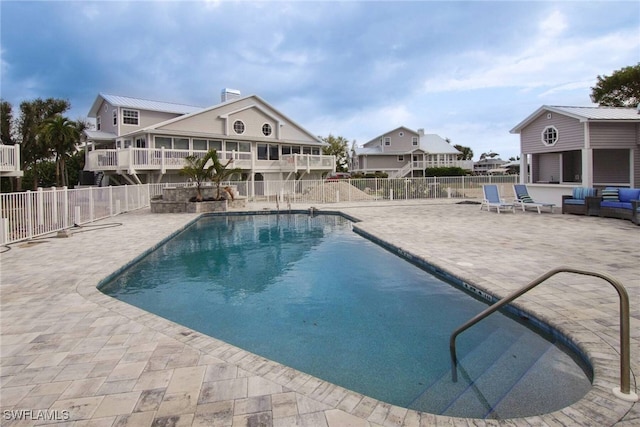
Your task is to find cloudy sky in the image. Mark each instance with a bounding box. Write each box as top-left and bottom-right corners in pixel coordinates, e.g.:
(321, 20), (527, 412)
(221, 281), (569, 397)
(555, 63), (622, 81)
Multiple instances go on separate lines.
(1, 1), (638, 160)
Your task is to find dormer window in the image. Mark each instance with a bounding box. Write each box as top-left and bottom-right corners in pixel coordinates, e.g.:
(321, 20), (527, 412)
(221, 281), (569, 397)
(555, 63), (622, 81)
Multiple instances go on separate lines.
(122, 109), (139, 125)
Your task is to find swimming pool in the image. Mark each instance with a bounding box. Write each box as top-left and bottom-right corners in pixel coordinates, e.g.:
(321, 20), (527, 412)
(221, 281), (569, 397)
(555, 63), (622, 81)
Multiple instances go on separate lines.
(100, 213), (592, 419)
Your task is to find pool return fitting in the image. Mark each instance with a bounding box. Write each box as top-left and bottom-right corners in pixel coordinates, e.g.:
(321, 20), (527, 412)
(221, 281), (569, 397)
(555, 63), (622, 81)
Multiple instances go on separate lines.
(449, 266), (638, 402)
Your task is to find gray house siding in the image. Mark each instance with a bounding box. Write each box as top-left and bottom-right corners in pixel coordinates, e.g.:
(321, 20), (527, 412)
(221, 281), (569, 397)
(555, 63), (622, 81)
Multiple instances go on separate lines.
(521, 113), (584, 154)
(589, 122), (637, 148)
(380, 128), (420, 152)
(364, 155), (406, 170)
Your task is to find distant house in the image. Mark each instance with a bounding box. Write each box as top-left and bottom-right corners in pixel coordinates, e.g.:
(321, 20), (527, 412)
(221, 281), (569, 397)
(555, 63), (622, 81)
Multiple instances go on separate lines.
(473, 158), (508, 175)
(0, 144), (22, 178)
(510, 105), (640, 188)
(350, 127), (473, 178)
(83, 90), (334, 186)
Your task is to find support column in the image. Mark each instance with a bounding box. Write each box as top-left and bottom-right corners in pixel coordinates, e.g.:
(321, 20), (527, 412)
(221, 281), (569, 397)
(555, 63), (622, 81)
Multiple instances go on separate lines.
(519, 154), (529, 184)
(582, 148), (593, 187)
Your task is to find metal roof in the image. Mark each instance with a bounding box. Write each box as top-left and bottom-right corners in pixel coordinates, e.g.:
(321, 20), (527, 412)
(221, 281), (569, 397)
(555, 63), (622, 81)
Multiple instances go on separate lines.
(510, 105), (640, 133)
(88, 94), (203, 117)
(353, 133), (461, 155)
(84, 130), (117, 140)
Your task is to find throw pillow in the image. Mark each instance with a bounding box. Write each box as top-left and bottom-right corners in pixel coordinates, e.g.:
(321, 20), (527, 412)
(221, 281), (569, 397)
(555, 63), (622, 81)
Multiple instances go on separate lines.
(602, 188), (619, 201)
(519, 195), (534, 203)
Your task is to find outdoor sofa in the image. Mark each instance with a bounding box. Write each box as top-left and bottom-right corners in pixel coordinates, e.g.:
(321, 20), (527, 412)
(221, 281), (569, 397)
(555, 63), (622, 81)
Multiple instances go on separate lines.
(562, 187), (599, 216)
(598, 187), (640, 224)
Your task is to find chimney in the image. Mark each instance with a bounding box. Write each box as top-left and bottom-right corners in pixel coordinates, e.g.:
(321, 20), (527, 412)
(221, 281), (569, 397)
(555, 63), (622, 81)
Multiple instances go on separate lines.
(221, 88), (241, 102)
(417, 128), (425, 136)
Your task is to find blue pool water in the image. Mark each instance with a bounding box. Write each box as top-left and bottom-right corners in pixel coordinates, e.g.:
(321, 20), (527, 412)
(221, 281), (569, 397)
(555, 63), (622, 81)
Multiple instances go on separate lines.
(100, 214), (591, 419)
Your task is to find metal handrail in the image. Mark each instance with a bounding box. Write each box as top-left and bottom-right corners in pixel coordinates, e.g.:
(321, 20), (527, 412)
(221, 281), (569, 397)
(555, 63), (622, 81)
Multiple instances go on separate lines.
(449, 266), (638, 401)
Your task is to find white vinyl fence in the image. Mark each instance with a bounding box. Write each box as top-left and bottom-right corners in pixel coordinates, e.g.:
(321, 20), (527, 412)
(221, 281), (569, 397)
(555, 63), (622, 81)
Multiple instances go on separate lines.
(2, 175), (518, 245)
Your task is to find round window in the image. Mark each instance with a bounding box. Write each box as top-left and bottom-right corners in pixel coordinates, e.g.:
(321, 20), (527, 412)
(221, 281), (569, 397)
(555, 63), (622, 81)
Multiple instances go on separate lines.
(262, 123), (272, 137)
(233, 120), (245, 135)
(541, 126), (558, 146)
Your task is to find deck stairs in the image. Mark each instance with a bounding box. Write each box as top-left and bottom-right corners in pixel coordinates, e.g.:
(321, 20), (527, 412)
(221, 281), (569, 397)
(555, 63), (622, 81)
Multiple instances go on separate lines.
(389, 162), (414, 179)
(409, 329), (574, 419)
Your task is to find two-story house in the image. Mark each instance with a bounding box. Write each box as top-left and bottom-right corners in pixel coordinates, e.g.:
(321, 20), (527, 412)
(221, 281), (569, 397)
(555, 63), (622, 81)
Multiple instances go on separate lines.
(83, 89), (334, 186)
(350, 127), (472, 178)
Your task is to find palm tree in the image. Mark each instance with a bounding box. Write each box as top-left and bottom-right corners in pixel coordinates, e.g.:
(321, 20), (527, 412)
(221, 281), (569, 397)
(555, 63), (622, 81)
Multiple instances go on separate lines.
(40, 115), (78, 187)
(179, 149), (242, 201)
(209, 150), (242, 200)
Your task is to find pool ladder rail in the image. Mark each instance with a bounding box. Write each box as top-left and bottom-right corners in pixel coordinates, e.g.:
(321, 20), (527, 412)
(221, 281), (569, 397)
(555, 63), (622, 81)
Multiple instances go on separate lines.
(449, 266), (638, 402)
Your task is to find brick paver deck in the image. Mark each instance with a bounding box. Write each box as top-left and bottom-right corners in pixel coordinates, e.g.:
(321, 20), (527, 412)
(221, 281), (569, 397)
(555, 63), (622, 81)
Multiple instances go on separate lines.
(1, 200), (638, 426)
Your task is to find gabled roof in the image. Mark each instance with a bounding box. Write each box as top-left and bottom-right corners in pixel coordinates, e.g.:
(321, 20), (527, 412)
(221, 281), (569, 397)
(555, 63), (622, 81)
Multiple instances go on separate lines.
(121, 94), (324, 145)
(353, 131), (460, 156)
(510, 105), (640, 134)
(88, 93), (203, 117)
(362, 126), (416, 147)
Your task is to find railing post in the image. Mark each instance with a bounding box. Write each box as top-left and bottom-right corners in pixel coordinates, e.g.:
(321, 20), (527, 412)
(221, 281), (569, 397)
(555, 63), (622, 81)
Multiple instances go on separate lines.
(63, 186), (69, 229)
(26, 190), (33, 239)
(51, 187), (58, 225)
(36, 188), (44, 227)
(89, 186), (94, 222)
(109, 186), (114, 217)
(161, 147), (166, 174)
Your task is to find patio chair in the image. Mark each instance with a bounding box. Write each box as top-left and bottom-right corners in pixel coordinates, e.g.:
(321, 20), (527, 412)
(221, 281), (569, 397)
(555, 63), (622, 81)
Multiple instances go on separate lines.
(481, 184), (515, 213)
(513, 184), (555, 214)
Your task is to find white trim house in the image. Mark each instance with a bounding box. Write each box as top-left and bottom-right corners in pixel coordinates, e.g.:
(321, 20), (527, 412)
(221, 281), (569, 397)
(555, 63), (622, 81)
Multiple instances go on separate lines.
(350, 127), (472, 178)
(510, 105), (640, 188)
(83, 90), (335, 186)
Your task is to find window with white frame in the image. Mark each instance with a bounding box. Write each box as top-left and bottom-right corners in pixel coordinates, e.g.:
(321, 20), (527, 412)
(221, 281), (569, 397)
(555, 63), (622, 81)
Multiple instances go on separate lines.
(233, 120), (245, 134)
(397, 155), (404, 162)
(412, 137), (418, 146)
(384, 137), (391, 146)
(113, 110), (117, 126)
(541, 126), (558, 146)
(122, 109), (139, 125)
(262, 123), (272, 136)
(96, 116), (101, 131)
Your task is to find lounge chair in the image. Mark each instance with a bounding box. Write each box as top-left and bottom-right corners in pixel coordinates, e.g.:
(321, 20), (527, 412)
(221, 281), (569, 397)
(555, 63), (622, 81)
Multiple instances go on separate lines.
(513, 184), (555, 214)
(481, 184), (515, 213)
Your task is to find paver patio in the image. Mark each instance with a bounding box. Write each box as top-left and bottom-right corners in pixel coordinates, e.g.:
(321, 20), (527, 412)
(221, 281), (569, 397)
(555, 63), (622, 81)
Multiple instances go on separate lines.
(1, 200), (638, 426)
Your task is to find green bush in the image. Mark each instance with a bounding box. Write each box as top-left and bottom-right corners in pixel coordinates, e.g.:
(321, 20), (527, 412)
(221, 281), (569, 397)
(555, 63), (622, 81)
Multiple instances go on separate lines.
(424, 167), (469, 177)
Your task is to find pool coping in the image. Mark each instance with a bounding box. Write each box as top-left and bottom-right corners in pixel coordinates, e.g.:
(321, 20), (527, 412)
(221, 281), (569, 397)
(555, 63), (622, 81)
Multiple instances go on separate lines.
(71, 208), (637, 426)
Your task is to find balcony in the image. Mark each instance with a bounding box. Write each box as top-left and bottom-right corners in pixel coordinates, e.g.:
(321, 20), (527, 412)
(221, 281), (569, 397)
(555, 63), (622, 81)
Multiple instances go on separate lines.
(86, 148), (335, 175)
(0, 144), (23, 177)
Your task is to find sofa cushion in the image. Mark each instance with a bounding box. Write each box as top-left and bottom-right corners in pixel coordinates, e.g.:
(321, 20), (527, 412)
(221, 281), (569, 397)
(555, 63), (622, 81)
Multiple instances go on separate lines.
(601, 187), (619, 201)
(601, 201), (633, 210)
(564, 199), (585, 205)
(572, 187), (596, 200)
(618, 188), (640, 203)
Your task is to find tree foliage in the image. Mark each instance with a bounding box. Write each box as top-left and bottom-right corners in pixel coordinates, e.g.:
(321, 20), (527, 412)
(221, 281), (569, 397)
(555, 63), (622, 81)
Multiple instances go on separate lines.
(590, 63), (640, 107)
(320, 134), (350, 172)
(479, 151), (500, 160)
(1, 100), (14, 145)
(40, 115), (79, 187)
(424, 167), (469, 177)
(453, 144), (473, 160)
(180, 149), (242, 201)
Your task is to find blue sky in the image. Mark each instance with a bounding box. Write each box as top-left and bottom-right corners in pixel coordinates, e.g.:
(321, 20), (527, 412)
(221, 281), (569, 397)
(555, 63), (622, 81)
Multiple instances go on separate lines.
(1, 1), (638, 161)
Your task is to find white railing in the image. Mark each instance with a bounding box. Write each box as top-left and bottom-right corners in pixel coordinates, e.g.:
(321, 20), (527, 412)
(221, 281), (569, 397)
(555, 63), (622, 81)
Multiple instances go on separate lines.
(0, 185), (150, 244)
(0, 144), (21, 173)
(86, 148), (253, 173)
(2, 175), (519, 245)
(280, 154), (335, 172)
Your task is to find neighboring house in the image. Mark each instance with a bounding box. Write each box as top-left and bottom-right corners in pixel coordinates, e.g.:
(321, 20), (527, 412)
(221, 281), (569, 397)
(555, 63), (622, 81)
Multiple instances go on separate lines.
(350, 127), (472, 178)
(0, 143), (23, 178)
(473, 158), (508, 175)
(83, 89), (334, 187)
(510, 105), (640, 188)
